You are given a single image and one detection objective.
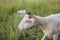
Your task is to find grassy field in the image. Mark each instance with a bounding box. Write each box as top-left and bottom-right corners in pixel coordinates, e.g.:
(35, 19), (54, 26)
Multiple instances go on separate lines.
(0, 0), (60, 40)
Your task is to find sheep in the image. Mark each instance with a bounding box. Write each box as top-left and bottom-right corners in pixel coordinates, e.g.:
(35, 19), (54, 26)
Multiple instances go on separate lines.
(18, 13), (60, 40)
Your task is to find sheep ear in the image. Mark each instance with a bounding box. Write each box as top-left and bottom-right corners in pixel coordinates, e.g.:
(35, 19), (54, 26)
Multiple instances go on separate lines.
(27, 12), (31, 15)
(27, 12), (34, 19)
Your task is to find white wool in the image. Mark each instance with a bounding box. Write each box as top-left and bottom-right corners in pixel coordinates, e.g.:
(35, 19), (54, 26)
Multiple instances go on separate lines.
(18, 13), (60, 40)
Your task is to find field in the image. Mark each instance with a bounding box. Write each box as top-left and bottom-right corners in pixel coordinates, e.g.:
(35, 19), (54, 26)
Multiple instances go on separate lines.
(0, 0), (60, 40)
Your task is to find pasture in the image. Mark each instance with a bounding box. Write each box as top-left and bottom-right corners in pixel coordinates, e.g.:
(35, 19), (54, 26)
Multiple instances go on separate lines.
(0, 0), (60, 40)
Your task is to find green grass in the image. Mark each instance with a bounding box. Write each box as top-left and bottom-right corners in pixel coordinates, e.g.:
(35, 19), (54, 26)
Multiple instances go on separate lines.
(0, 0), (60, 40)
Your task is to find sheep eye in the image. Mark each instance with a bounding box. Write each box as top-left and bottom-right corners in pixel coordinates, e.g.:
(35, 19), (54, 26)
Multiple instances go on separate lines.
(25, 20), (32, 23)
(25, 21), (29, 22)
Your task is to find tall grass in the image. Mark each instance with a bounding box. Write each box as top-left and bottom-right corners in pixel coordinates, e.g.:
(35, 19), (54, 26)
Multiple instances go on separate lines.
(0, 0), (60, 40)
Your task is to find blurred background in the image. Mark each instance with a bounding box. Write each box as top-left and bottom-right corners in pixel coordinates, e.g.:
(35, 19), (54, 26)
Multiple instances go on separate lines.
(0, 0), (60, 40)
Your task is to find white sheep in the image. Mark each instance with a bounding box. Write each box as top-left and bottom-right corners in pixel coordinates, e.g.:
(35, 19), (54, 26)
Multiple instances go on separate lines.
(18, 13), (60, 40)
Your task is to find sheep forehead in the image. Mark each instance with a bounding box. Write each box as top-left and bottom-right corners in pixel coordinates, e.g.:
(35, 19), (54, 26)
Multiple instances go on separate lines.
(23, 14), (29, 20)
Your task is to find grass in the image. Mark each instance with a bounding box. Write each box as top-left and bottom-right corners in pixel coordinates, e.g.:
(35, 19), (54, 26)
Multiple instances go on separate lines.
(0, 0), (60, 40)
